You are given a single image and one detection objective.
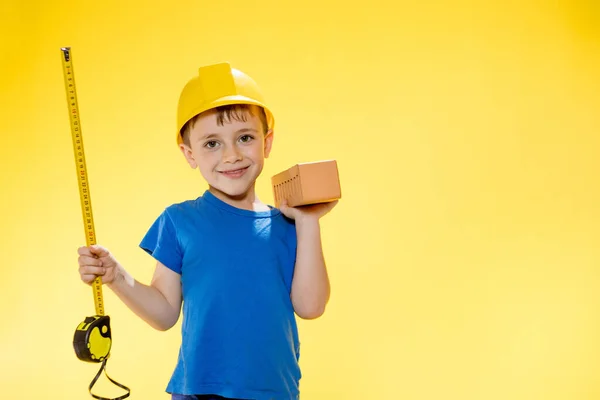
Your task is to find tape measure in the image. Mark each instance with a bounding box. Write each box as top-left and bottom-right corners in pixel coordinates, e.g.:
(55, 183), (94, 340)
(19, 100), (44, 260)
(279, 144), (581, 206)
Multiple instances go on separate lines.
(61, 46), (130, 400)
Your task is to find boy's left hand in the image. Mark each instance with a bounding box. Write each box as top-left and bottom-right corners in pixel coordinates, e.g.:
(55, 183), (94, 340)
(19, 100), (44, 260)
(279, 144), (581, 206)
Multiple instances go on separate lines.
(279, 200), (339, 221)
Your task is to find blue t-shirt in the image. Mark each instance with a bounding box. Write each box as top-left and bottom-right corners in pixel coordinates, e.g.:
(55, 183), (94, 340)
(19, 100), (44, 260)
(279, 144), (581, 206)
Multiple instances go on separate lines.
(139, 190), (301, 400)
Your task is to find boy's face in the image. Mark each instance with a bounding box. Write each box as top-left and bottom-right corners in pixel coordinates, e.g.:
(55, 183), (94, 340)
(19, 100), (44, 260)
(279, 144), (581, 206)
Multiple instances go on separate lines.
(179, 106), (273, 200)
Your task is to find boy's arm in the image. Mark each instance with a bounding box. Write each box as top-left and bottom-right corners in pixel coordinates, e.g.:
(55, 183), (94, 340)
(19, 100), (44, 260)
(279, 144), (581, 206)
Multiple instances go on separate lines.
(289, 216), (331, 319)
(107, 261), (183, 331)
(280, 199), (338, 319)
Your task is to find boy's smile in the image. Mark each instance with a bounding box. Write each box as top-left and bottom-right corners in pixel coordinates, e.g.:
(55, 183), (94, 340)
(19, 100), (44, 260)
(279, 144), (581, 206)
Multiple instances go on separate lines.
(179, 105), (273, 210)
(218, 166), (249, 178)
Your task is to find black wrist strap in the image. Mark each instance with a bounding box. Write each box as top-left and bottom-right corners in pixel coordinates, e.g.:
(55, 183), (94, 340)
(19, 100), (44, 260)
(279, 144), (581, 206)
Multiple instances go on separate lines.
(89, 358), (131, 400)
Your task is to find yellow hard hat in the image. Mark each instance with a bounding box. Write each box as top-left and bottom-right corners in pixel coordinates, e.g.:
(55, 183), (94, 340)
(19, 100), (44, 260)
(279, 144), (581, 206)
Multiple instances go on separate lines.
(176, 62), (275, 145)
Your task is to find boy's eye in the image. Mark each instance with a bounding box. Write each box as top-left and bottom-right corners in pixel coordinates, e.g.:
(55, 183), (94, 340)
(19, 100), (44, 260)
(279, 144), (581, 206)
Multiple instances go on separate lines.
(204, 140), (218, 149)
(239, 135), (254, 143)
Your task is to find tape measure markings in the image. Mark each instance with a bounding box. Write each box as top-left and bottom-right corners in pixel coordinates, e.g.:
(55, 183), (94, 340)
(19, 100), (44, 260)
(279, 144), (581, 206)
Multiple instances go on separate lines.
(61, 47), (104, 317)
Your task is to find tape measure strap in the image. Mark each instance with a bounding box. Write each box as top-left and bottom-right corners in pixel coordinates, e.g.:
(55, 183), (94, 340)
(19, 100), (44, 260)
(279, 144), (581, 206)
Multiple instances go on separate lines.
(60, 47), (104, 317)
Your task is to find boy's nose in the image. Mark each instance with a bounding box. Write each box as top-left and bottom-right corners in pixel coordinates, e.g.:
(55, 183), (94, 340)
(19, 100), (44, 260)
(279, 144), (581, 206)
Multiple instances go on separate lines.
(222, 146), (242, 163)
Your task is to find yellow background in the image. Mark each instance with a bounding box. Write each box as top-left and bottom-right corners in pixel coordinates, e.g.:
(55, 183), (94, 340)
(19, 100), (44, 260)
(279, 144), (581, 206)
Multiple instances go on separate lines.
(1, 1), (599, 399)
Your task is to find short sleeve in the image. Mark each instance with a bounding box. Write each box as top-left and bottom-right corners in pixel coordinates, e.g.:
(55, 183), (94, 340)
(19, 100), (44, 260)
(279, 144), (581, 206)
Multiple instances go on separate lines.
(139, 208), (183, 274)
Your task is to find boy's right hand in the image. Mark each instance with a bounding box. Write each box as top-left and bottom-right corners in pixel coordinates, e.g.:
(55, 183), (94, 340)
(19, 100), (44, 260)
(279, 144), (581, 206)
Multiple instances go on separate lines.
(78, 245), (119, 285)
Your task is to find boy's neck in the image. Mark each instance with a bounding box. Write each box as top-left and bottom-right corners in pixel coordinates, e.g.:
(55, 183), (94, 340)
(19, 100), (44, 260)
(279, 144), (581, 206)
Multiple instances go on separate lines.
(208, 185), (270, 212)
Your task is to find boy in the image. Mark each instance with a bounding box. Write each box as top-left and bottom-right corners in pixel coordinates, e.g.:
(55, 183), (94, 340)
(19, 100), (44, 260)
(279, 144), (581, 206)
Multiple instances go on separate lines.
(77, 62), (337, 400)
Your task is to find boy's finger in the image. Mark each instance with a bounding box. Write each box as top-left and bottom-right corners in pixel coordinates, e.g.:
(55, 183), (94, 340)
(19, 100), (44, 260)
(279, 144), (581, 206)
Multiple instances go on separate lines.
(89, 245), (110, 257)
(80, 266), (105, 276)
(78, 255), (102, 267)
(77, 246), (92, 256)
(81, 274), (102, 284)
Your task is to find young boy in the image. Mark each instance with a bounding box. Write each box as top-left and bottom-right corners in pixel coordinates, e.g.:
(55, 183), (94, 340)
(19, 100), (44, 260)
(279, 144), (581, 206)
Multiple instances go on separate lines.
(77, 62), (337, 400)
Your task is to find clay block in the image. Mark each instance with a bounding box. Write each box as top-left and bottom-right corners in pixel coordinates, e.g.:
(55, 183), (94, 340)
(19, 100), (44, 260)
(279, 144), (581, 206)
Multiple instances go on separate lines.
(271, 160), (341, 208)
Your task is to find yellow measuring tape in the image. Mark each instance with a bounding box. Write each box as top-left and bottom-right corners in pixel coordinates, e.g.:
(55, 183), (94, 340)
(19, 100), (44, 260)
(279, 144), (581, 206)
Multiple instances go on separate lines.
(60, 46), (130, 400)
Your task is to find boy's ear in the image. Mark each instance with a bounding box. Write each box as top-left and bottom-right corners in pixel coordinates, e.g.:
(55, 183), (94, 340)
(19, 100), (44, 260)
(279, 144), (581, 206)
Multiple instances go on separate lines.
(179, 143), (198, 169)
(264, 130), (274, 158)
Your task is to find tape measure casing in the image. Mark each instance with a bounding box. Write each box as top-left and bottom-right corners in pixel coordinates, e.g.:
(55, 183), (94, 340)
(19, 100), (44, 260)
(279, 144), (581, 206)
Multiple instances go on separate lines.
(74, 315), (112, 363)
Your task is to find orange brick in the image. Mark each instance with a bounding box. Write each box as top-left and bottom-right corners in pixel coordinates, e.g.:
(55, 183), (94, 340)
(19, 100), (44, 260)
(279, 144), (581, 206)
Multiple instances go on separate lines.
(271, 160), (341, 208)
